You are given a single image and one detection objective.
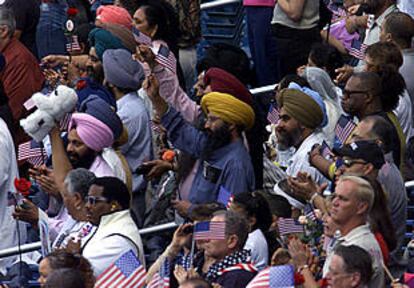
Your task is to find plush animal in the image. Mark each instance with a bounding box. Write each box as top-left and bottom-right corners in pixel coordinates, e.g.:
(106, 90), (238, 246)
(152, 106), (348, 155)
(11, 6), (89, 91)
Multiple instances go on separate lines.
(20, 85), (78, 142)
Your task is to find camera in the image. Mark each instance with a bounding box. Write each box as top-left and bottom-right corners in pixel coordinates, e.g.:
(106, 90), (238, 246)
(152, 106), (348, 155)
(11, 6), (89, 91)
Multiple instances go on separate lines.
(182, 225), (194, 234)
(135, 164), (153, 175)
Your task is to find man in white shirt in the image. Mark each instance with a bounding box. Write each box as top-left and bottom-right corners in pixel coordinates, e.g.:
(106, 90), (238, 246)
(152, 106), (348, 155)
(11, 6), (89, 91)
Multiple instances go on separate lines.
(274, 88), (327, 185)
(324, 175), (384, 288)
(0, 117), (27, 274)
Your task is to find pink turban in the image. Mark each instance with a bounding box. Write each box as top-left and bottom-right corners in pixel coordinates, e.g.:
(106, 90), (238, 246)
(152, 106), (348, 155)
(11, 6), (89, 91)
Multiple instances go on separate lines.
(96, 5), (132, 30)
(68, 113), (114, 152)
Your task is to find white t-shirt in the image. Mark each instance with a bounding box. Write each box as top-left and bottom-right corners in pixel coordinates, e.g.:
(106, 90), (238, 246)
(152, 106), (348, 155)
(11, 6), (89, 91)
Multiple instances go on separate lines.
(244, 229), (268, 271)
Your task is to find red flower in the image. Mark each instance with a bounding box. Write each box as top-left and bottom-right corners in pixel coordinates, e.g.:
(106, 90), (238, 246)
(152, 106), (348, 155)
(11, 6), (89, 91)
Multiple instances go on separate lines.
(294, 272), (305, 285)
(320, 278), (329, 288)
(67, 7), (78, 17)
(162, 150), (175, 162)
(76, 79), (87, 90)
(14, 178), (32, 197)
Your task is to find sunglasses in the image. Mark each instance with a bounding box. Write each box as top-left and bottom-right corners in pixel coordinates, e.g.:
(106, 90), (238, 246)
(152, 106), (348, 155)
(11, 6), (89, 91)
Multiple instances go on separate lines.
(342, 159), (367, 167)
(85, 195), (108, 205)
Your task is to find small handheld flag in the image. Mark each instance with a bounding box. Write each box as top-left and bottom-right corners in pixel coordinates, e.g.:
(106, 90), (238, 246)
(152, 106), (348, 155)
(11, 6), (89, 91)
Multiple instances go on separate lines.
(335, 115), (356, 144)
(277, 218), (304, 236)
(193, 221), (226, 241)
(247, 265), (295, 288)
(217, 186), (233, 209)
(95, 250), (146, 288)
(18, 140), (47, 166)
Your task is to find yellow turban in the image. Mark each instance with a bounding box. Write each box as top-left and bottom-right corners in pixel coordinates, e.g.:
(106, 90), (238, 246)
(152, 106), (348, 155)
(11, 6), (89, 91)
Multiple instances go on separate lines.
(201, 92), (255, 130)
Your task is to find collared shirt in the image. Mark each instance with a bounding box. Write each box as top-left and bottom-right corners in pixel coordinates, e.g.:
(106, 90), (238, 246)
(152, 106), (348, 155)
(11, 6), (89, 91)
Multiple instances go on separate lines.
(161, 108), (255, 205)
(401, 49), (414, 119)
(0, 38), (44, 121)
(117, 92), (153, 193)
(357, 5), (399, 66)
(286, 131), (327, 186)
(323, 224), (384, 288)
(393, 90), (414, 142)
(0, 118), (27, 275)
(378, 153), (407, 259)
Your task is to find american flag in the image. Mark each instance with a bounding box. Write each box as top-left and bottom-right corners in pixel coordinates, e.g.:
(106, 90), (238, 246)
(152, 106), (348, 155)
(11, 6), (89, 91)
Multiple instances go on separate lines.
(349, 38), (368, 60)
(193, 221), (226, 241)
(246, 265), (295, 288)
(335, 115), (356, 144)
(277, 218), (304, 236)
(66, 35), (82, 53)
(147, 258), (170, 288)
(304, 204), (317, 221)
(18, 140), (47, 166)
(154, 44), (177, 74)
(320, 140), (333, 159)
(132, 27), (152, 46)
(95, 250), (146, 288)
(267, 104), (280, 124)
(89, 0), (96, 4)
(217, 186), (233, 209)
(59, 113), (72, 131)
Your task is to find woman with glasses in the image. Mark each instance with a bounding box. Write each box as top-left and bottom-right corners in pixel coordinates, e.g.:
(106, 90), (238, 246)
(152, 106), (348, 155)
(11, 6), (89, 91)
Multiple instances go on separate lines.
(81, 176), (145, 277)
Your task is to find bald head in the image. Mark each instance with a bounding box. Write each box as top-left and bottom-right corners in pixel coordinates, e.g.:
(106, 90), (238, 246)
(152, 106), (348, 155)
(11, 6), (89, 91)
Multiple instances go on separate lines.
(351, 72), (382, 97)
(382, 12), (414, 49)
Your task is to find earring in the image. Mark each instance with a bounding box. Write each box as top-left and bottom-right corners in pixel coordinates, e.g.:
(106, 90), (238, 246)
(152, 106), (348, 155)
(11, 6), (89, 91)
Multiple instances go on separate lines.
(111, 204), (116, 211)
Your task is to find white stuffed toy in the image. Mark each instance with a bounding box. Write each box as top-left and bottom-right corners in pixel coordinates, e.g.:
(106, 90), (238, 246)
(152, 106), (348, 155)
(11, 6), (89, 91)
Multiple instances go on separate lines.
(20, 85), (78, 142)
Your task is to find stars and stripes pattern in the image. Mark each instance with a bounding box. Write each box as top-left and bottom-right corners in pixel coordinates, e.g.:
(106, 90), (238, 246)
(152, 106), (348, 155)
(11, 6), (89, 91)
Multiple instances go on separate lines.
(277, 218), (304, 236)
(18, 140), (47, 166)
(132, 27), (176, 73)
(193, 221), (226, 241)
(132, 27), (152, 46)
(335, 115), (356, 144)
(66, 35), (82, 53)
(59, 113), (72, 131)
(154, 44), (177, 74)
(95, 250), (146, 288)
(147, 258), (170, 288)
(349, 38), (368, 60)
(217, 186), (233, 209)
(320, 140), (333, 159)
(304, 203), (317, 221)
(246, 265), (295, 288)
(267, 104), (280, 124)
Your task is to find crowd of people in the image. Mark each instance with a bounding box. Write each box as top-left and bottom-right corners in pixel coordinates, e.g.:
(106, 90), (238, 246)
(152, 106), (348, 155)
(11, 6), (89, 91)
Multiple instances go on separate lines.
(0, 0), (414, 287)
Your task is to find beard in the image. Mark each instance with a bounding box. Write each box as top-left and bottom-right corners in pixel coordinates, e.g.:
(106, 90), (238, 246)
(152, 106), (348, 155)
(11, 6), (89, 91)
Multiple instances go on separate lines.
(276, 126), (304, 150)
(201, 122), (233, 159)
(68, 149), (97, 169)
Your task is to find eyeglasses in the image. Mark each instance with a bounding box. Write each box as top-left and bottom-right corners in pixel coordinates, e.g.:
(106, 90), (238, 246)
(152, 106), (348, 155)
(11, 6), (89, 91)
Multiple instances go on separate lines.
(85, 195), (108, 205)
(343, 90), (369, 97)
(342, 159), (367, 167)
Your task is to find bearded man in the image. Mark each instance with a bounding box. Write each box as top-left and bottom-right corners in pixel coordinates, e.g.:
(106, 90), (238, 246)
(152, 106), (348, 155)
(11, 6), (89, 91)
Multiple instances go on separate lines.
(275, 88), (327, 185)
(145, 74), (255, 217)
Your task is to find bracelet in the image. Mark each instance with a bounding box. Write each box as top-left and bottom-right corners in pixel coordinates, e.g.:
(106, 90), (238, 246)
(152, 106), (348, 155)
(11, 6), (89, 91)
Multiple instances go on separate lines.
(310, 192), (319, 205)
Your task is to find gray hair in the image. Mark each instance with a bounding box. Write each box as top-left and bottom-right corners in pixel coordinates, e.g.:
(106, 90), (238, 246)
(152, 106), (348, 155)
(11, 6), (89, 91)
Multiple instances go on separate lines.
(64, 168), (96, 197)
(338, 175), (375, 212)
(214, 210), (249, 250)
(0, 8), (16, 37)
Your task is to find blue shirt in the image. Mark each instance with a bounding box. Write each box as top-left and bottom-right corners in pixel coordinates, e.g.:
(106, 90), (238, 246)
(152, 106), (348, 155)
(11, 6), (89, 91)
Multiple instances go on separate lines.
(117, 92), (153, 193)
(161, 108), (255, 204)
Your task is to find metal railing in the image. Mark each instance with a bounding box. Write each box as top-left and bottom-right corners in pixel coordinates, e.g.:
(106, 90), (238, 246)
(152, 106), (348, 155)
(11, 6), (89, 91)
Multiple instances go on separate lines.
(200, 0), (240, 10)
(0, 222), (178, 259)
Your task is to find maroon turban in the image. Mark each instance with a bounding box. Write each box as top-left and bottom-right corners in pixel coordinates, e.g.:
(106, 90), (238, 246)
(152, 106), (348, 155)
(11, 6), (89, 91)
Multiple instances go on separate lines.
(204, 68), (253, 106)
